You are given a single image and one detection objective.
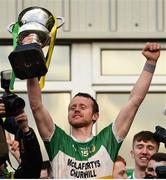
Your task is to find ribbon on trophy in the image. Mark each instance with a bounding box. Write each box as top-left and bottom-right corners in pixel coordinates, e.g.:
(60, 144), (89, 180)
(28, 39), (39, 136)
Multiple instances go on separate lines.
(9, 22), (20, 90)
(39, 17), (58, 89)
(8, 7), (64, 90)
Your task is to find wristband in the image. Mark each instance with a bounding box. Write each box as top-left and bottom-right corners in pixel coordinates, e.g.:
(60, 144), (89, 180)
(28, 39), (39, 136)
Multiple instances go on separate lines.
(23, 128), (34, 141)
(143, 62), (156, 73)
(23, 128), (32, 136)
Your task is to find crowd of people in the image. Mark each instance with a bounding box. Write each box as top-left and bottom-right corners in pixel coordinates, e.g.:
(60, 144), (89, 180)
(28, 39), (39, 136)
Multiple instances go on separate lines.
(0, 40), (165, 179)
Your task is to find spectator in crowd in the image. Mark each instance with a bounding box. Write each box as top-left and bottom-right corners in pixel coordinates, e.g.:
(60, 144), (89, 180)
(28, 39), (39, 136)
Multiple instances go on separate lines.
(40, 160), (52, 179)
(25, 38), (161, 178)
(127, 130), (160, 179)
(0, 104), (43, 178)
(145, 152), (166, 179)
(113, 155), (128, 179)
(5, 131), (21, 164)
(0, 124), (9, 172)
(0, 132), (20, 178)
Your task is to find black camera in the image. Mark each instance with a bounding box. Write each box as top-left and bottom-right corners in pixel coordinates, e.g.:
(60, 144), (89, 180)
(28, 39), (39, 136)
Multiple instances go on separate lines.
(0, 70), (25, 117)
(153, 126), (166, 147)
(156, 166), (166, 178)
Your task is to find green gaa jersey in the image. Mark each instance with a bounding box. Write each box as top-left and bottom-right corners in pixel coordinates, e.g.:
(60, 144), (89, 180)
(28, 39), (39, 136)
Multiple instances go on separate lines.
(127, 169), (134, 179)
(44, 123), (122, 179)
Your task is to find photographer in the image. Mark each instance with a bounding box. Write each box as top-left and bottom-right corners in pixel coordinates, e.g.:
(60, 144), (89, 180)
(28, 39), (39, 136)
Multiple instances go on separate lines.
(0, 104), (43, 178)
(0, 69), (42, 178)
(145, 152), (166, 179)
(13, 111), (43, 178)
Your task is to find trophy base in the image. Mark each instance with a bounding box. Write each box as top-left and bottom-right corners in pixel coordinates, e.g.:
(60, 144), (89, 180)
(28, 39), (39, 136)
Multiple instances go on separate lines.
(8, 43), (48, 79)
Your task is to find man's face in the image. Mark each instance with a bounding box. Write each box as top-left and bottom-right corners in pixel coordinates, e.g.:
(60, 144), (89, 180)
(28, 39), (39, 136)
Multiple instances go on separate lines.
(40, 169), (50, 179)
(145, 160), (166, 178)
(131, 140), (158, 169)
(113, 161), (128, 179)
(68, 96), (98, 128)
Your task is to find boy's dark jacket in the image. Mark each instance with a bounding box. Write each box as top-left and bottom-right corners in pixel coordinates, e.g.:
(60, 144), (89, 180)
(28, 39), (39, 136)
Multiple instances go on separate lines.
(0, 117), (43, 178)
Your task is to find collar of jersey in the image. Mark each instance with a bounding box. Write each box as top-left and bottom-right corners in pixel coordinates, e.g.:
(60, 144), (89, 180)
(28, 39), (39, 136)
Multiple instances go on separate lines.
(71, 134), (94, 143)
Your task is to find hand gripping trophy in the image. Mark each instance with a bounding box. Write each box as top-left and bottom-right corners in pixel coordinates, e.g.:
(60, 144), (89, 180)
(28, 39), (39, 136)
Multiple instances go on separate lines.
(8, 6), (64, 86)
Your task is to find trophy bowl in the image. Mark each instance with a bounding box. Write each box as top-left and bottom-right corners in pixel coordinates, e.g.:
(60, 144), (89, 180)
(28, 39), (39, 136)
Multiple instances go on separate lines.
(17, 6), (55, 47)
(8, 6), (64, 79)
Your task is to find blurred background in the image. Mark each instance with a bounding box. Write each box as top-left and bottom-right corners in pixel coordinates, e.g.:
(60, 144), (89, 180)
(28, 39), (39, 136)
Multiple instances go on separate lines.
(0, 0), (166, 169)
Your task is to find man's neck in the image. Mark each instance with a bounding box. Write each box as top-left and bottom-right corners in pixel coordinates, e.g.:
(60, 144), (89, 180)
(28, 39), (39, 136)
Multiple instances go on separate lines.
(71, 127), (93, 142)
(71, 134), (93, 143)
(134, 165), (146, 179)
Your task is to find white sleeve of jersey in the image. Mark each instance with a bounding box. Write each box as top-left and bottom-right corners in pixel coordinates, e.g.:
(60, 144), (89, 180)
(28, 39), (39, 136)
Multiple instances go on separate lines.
(112, 122), (124, 143)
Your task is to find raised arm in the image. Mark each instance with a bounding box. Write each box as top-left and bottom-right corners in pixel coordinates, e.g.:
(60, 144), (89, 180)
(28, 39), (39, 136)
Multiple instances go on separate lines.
(114, 42), (160, 139)
(27, 78), (54, 139)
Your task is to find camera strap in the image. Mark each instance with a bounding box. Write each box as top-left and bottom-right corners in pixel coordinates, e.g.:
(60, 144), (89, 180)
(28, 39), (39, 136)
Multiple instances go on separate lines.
(6, 155), (16, 172)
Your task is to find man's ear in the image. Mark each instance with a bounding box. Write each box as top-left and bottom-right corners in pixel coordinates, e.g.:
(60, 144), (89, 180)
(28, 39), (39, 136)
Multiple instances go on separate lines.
(92, 113), (99, 123)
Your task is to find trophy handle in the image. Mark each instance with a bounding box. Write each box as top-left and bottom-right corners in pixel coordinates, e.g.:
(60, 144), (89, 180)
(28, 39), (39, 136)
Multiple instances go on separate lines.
(7, 22), (15, 33)
(8, 17), (64, 32)
(56, 17), (65, 29)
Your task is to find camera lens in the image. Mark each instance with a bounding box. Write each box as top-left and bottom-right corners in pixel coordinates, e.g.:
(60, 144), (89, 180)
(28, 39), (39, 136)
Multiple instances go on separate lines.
(154, 126), (166, 143)
(14, 97), (25, 110)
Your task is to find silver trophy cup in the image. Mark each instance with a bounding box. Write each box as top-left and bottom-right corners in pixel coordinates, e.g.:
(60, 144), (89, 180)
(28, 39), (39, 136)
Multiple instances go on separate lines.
(8, 6), (64, 79)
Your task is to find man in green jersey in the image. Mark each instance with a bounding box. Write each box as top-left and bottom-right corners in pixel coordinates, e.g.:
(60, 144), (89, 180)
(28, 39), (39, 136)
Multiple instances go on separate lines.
(25, 39), (160, 178)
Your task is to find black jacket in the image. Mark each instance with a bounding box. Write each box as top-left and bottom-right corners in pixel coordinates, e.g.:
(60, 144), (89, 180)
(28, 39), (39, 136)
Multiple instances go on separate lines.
(14, 128), (43, 178)
(0, 118), (43, 178)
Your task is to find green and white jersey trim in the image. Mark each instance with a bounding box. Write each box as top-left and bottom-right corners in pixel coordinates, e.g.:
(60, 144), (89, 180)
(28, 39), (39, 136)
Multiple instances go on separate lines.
(44, 123), (122, 179)
(127, 169), (135, 179)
